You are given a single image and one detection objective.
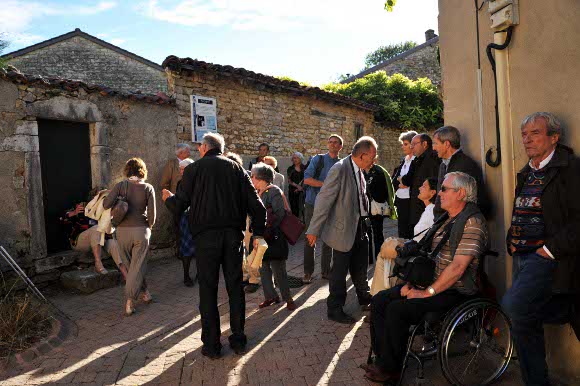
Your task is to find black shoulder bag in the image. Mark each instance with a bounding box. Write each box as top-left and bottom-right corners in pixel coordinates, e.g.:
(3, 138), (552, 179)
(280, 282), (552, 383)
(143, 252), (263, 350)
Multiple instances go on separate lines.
(391, 217), (456, 289)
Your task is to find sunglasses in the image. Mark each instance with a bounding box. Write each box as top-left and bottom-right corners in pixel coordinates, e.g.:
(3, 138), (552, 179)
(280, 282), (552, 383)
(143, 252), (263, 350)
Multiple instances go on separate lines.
(440, 185), (458, 193)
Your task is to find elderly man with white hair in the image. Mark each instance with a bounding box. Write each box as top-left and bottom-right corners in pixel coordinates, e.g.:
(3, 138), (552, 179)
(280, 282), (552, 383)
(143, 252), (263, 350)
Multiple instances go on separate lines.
(366, 171), (489, 383)
(161, 143), (191, 193)
(162, 133), (266, 359)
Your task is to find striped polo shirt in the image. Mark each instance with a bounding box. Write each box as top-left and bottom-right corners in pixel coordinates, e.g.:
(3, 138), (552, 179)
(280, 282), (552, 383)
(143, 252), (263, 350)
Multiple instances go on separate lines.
(432, 216), (488, 295)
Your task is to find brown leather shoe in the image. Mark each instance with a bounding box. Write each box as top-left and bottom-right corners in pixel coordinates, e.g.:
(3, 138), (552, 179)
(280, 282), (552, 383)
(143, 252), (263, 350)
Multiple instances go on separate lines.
(302, 273), (312, 284)
(259, 297), (281, 308)
(286, 299), (297, 311)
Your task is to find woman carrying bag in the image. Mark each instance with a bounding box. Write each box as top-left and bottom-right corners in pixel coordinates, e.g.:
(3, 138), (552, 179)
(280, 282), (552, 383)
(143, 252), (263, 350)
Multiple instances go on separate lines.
(250, 163), (297, 311)
(104, 158), (156, 316)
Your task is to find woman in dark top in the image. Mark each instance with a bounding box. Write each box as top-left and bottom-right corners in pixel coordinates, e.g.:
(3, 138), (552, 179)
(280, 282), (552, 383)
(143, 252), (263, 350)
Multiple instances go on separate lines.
(391, 131), (417, 239)
(103, 158), (156, 316)
(251, 163), (297, 311)
(286, 152), (305, 219)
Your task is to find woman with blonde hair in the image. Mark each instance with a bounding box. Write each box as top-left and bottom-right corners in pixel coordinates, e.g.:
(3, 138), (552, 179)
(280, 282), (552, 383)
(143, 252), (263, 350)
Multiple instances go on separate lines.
(104, 158), (156, 316)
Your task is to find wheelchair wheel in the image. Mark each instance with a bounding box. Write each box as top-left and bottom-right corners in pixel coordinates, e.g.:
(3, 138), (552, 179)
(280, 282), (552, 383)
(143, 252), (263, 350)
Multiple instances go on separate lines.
(438, 299), (513, 386)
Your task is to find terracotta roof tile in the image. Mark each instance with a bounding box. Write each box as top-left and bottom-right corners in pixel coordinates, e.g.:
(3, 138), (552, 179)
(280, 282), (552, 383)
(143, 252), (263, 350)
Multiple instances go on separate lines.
(0, 67), (174, 106)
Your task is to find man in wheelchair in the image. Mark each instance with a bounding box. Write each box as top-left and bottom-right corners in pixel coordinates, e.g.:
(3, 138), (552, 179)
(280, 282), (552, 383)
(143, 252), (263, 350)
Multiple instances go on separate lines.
(366, 172), (489, 383)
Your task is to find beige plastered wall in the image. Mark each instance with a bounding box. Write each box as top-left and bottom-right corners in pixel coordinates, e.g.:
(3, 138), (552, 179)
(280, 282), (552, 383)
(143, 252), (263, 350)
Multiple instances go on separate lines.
(439, 0), (580, 381)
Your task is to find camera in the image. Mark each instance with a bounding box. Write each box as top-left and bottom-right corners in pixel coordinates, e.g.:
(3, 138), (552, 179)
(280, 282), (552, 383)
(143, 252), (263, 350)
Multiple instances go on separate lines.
(395, 240), (429, 260)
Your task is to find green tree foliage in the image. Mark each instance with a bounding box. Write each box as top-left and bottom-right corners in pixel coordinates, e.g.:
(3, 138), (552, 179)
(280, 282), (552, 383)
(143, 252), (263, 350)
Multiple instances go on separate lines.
(275, 75), (311, 87)
(364, 41), (417, 69)
(324, 71), (442, 129)
(384, 0), (397, 12)
(0, 36), (9, 69)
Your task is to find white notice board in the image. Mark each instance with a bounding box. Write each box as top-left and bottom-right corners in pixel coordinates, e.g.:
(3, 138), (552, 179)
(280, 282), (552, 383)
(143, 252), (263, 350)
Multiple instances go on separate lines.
(190, 95), (217, 142)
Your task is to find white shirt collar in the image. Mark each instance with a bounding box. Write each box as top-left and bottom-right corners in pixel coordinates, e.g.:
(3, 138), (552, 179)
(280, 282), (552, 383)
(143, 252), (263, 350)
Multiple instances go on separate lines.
(352, 158), (361, 175)
(529, 148), (556, 170)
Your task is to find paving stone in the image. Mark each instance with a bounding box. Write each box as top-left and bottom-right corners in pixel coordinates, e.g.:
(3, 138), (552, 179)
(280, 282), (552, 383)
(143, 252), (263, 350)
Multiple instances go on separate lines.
(1, 237), (524, 386)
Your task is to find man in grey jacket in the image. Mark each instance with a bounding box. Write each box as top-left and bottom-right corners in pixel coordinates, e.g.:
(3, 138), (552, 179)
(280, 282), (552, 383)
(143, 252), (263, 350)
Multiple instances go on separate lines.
(306, 136), (377, 324)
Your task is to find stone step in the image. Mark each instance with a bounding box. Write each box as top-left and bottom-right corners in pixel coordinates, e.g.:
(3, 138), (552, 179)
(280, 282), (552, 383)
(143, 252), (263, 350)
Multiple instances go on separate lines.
(60, 269), (122, 294)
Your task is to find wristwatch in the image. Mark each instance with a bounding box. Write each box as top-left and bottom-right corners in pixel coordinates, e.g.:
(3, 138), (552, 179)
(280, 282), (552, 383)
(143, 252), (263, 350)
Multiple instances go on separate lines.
(427, 286), (437, 296)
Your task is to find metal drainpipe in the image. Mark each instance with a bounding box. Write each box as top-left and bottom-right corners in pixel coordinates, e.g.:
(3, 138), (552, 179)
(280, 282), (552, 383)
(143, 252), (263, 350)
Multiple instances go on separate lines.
(493, 30), (516, 287)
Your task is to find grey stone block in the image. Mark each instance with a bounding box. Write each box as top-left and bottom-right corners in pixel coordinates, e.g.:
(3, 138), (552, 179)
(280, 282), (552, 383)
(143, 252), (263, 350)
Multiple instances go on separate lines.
(60, 269), (121, 294)
(35, 251), (78, 273)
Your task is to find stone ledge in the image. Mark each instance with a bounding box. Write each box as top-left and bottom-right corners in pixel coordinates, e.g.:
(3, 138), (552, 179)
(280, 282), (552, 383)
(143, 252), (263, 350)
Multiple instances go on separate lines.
(60, 268), (122, 294)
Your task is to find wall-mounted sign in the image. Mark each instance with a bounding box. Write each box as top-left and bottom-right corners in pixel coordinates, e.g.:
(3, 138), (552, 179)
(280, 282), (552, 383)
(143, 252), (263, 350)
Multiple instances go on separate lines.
(191, 95), (217, 142)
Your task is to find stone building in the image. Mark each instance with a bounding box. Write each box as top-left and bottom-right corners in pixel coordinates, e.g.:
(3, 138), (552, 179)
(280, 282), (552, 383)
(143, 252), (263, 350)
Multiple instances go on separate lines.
(2, 28), (167, 95)
(343, 29), (440, 85)
(0, 68), (176, 286)
(162, 56), (389, 175)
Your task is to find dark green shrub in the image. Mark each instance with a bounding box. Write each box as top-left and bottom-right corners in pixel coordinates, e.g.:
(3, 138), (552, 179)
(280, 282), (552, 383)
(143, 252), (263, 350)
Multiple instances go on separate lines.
(324, 71), (443, 129)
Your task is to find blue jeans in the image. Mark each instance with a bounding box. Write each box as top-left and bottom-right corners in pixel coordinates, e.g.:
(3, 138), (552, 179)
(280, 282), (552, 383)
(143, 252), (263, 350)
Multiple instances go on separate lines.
(501, 252), (572, 386)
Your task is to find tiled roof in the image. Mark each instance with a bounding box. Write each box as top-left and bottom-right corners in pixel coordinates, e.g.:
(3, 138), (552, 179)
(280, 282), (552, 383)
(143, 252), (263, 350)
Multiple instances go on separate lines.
(162, 56), (377, 112)
(0, 67), (174, 105)
(2, 28), (164, 72)
(342, 36), (439, 84)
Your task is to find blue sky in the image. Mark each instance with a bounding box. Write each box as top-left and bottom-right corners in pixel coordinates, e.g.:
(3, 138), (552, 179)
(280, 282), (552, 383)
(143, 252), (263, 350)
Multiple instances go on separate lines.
(1, 0), (439, 86)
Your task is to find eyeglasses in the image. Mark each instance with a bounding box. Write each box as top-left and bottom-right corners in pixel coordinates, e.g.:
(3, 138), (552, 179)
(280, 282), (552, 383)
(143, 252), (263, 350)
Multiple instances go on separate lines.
(440, 185), (458, 193)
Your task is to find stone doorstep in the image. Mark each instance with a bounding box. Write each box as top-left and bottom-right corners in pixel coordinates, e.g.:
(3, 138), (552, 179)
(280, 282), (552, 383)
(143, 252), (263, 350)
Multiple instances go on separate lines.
(1, 313), (77, 371)
(60, 269), (122, 294)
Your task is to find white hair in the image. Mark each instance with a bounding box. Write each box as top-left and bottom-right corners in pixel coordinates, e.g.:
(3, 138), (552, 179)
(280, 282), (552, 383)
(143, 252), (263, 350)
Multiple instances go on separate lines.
(202, 133), (225, 153)
(179, 158), (194, 168)
(175, 143), (191, 156)
(445, 171), (477, 203)
(292, 152), (304, 163)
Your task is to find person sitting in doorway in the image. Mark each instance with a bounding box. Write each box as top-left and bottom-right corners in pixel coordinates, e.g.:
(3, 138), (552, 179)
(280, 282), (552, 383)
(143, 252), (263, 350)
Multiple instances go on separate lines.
(60, 188), (122, 276)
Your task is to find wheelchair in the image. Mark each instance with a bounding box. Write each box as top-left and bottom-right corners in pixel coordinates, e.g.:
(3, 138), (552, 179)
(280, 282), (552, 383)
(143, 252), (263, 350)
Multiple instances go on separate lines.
(396, 296), (514, 386)
(367, 288), (514, 385)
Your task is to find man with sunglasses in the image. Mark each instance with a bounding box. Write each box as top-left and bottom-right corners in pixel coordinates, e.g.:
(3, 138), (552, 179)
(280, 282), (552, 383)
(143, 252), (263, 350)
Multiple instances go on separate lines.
(306, 136), (377, 324)
(365, 172), (488, 383)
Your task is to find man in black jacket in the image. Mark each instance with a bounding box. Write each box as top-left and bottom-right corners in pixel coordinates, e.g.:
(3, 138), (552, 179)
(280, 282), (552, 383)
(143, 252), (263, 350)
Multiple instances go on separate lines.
(501, 112), (580, 385)
(432, 126), (490, 218)
(162, 133), (266, 359)
(401, 133), (440, 232)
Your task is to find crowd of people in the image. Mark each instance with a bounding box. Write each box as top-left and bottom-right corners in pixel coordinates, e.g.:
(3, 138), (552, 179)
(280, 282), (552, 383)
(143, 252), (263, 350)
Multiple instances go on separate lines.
(58, 111), (579, 385)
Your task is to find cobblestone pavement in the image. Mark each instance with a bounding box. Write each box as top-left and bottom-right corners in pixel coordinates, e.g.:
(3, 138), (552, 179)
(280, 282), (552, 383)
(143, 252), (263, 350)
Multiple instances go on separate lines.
(0, 221), (523, 385)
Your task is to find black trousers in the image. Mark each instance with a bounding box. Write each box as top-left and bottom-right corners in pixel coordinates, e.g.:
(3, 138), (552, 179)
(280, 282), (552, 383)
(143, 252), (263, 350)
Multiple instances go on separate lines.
(195, 228), (246, 353)
(327, 220), (371, 312)
(394, 197), (413, 239)
(371, 285), (467, 373)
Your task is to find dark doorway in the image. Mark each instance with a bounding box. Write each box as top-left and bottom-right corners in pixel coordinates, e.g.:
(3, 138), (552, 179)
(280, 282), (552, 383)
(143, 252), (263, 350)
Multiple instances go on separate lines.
(38, 119), (92, 254)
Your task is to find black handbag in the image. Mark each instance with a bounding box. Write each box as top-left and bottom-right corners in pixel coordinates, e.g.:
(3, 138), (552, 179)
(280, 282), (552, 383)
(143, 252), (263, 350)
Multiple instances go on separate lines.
(392, 219), (455, 289)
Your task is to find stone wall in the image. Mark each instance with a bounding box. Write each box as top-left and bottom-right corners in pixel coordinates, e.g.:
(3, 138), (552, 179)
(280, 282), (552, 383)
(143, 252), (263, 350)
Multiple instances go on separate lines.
(166, 64), (376, 163)
(379, 42), (440, 85)
(0, 71), (176, 286)
(8, 36), (167, 95)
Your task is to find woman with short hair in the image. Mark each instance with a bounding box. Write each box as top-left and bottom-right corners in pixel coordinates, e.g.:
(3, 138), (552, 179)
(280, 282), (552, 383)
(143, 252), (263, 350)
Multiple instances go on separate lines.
(250, 163), (297, 311)
(104, 158), (156, 316)
(392, 130), (417, 238)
